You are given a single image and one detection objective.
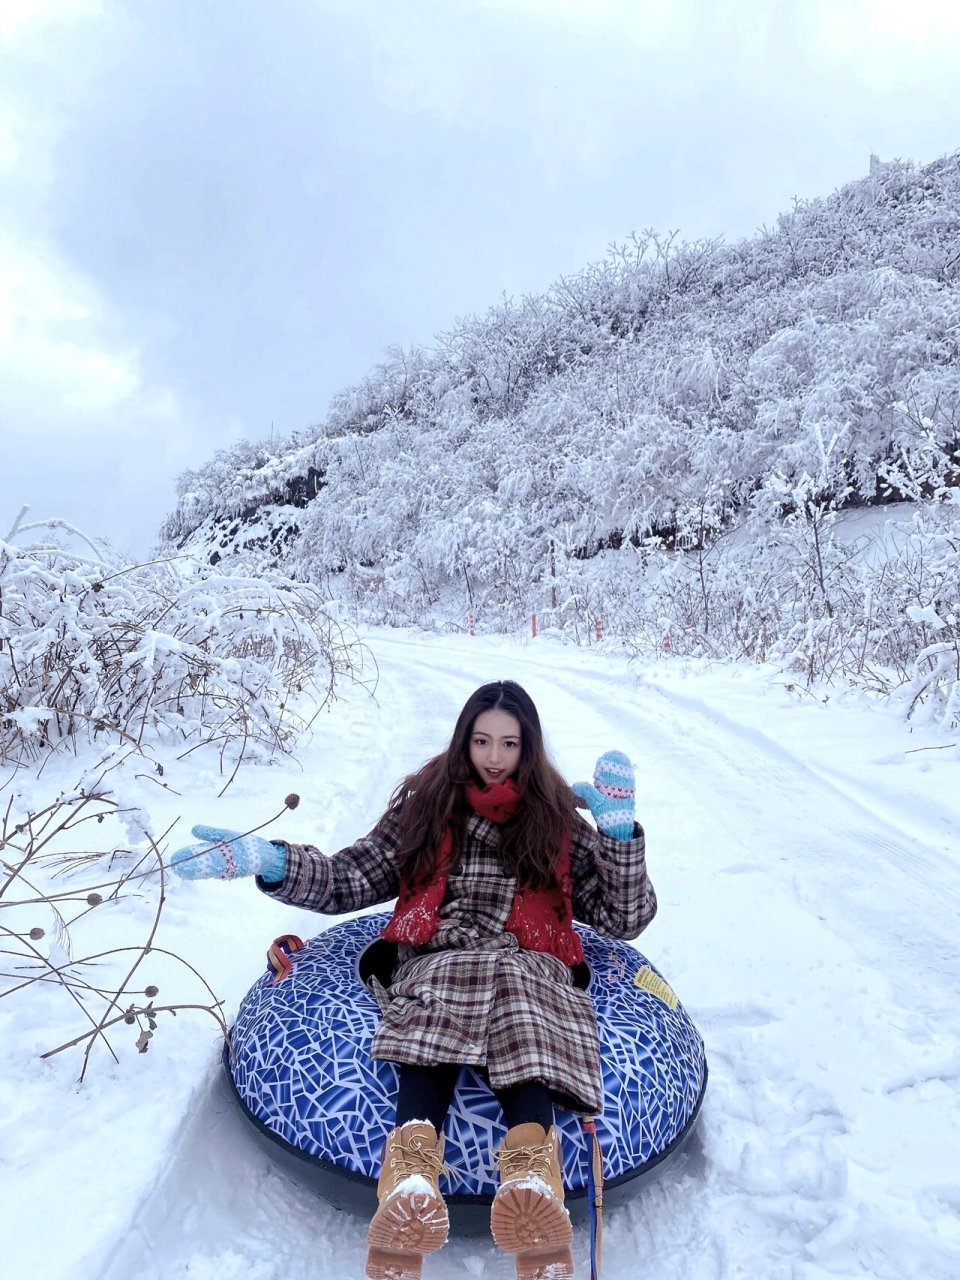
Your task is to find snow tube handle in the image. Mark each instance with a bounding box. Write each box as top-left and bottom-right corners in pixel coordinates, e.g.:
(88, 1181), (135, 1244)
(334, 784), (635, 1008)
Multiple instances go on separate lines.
(267, 934), (306, 983)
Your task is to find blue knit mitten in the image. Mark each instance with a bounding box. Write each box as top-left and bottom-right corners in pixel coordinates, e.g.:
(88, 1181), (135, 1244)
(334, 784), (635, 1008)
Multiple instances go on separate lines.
(170, 824), (287, 882)
(572, 751), (636, 841)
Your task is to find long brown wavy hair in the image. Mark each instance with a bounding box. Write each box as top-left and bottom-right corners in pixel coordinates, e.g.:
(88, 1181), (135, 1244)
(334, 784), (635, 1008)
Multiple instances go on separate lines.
(387, 680), (577, 890)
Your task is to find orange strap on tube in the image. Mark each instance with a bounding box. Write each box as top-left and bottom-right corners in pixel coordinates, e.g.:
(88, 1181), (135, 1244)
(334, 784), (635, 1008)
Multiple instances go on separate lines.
(267, 934), (306, 983)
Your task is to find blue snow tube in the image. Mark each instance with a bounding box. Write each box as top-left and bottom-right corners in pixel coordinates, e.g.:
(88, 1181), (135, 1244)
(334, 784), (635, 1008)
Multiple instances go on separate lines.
(225, 912), (707, 1223)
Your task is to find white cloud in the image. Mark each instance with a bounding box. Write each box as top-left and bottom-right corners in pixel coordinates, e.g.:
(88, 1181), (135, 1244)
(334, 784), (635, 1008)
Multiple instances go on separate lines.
(0, 0), (101, 44)
(0, 118), (20, 174)
(0, 236), (170, 422)
(0, 232), (198, 553)
(476, 0), (694, 42)
(0, 0), (196, 551)
(809, 0), (960, 87)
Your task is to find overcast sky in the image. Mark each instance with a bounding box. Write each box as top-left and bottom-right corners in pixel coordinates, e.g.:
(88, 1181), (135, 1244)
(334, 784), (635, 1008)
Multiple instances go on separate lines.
(2, 0), (959, 556)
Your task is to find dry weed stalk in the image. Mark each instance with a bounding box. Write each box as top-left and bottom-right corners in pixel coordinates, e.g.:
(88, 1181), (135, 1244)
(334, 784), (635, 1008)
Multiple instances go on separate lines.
(0, 758), (228, 1082)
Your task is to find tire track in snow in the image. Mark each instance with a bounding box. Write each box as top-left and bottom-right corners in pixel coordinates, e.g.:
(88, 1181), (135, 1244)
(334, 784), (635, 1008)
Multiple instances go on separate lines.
(95, 1067), (375, 1280)
(375, 633), (960, 959)
(452, 639), (960, 988)
(632, 674), (960, 890)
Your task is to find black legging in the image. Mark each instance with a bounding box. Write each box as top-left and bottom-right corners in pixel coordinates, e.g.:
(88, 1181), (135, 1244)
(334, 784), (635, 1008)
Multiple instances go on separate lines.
(395, 1062), (554, 1132)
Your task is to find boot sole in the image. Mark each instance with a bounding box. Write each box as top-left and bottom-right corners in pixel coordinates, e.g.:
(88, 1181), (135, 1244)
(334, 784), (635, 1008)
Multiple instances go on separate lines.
(366, 1187), (449, 1280)
(490, 1183), (574, 1280)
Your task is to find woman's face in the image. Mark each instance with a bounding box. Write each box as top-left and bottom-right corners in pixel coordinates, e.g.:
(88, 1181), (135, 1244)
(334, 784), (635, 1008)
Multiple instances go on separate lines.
(468, 708), (522, 785)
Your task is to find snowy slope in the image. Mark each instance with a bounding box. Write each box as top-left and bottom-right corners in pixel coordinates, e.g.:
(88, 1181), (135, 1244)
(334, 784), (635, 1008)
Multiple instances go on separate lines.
(4, 632), (960, 1280)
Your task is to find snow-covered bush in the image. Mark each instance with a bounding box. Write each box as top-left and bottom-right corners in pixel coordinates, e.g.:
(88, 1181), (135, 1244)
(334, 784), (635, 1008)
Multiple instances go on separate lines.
(894, 510), (960, 728)
(906, 640), (960, 728)
(605, 502), (960, 728)
(0, 512), (372, 769)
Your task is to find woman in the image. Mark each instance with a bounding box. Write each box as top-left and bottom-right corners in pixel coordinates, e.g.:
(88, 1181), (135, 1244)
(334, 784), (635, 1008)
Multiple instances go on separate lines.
(172, 680), (656, 1280)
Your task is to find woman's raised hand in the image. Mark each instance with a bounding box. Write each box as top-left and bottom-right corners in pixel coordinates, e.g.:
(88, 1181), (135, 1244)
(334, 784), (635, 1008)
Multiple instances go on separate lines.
(572, 751), (636, 841)
(170, 825), (288, 882)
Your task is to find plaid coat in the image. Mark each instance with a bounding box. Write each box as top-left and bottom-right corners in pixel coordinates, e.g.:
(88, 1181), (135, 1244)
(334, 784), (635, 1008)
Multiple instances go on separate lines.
(260, 806), (656, 1115)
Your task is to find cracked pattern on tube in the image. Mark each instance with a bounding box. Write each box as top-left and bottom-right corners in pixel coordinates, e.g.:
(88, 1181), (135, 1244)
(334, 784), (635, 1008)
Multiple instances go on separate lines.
(228, 912), (707, 1199)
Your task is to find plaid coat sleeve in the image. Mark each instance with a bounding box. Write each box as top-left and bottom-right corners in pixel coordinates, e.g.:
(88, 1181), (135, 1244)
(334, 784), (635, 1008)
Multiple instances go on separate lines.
(569, 812), (657, 939)
(256, 808), (403, 915)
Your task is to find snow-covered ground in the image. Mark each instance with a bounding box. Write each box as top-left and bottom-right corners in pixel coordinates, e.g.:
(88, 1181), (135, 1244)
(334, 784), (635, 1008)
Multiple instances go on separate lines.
(4, 631), (960, 1279)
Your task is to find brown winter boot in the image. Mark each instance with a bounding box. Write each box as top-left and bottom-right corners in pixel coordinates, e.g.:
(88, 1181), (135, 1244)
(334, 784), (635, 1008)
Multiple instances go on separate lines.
(490, 1123), (574, 1280)
(365, 1121), (449, 1280)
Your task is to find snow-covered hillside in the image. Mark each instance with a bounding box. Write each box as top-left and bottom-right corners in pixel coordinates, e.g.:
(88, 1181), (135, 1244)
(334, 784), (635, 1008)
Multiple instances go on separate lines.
(159, 154), (960, 647)
(150, 153), (960, 732)
(4, 632), (959, 1280)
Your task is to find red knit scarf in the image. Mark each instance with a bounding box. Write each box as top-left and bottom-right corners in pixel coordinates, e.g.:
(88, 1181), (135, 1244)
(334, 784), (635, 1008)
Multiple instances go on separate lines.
(381, 779), (584, 965)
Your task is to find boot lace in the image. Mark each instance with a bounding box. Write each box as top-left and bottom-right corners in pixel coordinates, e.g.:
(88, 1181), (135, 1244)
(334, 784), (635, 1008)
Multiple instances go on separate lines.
(391, 1132), (448, 1184)
(498, 1138), (554, 1183)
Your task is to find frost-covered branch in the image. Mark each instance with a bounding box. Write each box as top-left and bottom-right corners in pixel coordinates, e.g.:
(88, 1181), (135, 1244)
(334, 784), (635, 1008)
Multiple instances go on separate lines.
(0, 519), (374, 769)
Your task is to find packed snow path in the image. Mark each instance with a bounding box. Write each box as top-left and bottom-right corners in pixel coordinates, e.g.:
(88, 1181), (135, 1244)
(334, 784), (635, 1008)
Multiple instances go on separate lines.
(94, 633), (960, 1280)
